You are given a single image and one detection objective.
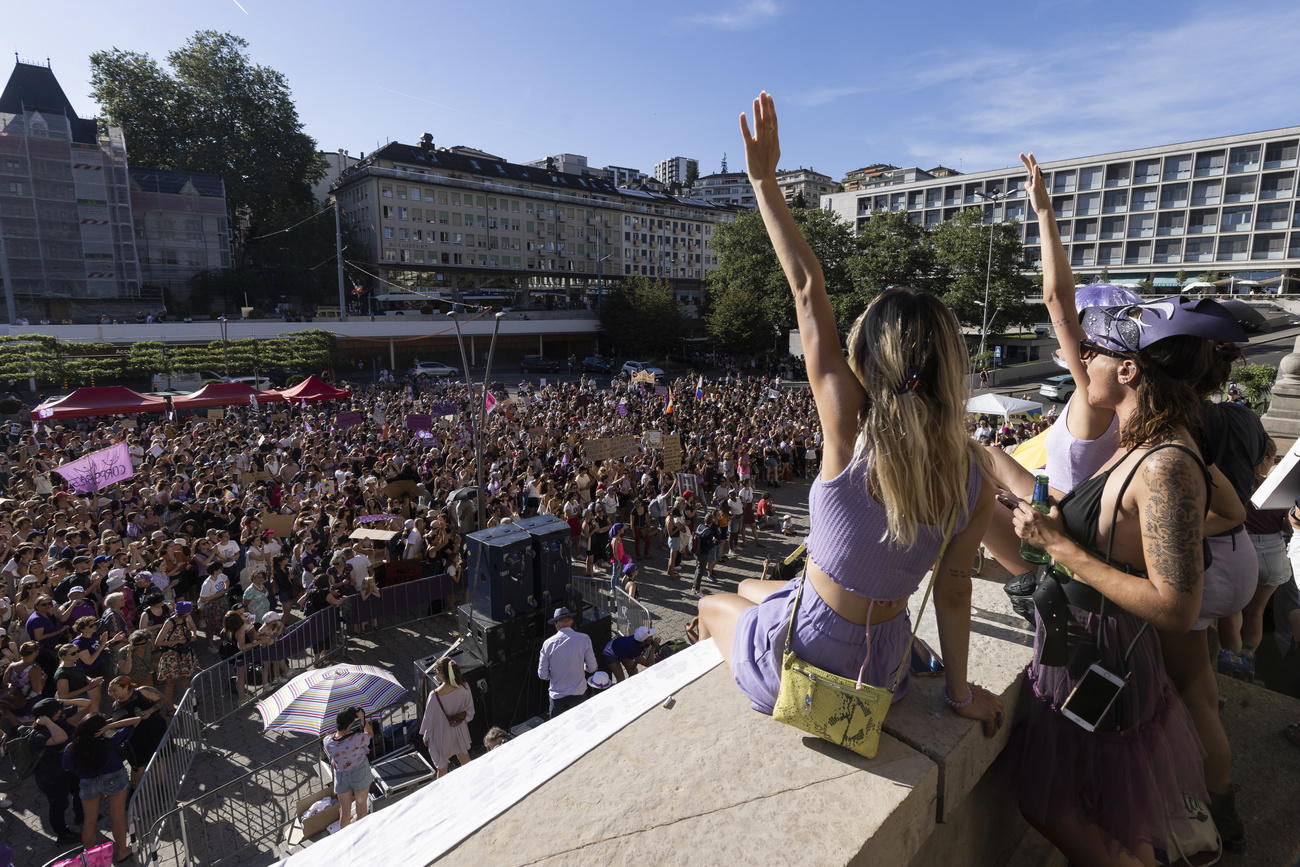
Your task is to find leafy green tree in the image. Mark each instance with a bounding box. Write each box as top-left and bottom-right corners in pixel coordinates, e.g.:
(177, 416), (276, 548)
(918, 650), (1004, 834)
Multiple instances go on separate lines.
(685, 161), (699, 188)
(706, 208), (857, 331)
(705, 287), (774, 356)
(840, 209), (936, 324)
(90, 31), (325, 230)
(930, 208), (1036, 331)
(1233, 363), (1277, 413)
(598, 277), (686, 357)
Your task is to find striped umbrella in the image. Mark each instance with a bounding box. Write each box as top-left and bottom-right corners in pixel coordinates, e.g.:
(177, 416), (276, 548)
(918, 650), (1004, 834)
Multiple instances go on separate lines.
(255, 664), (407, 736)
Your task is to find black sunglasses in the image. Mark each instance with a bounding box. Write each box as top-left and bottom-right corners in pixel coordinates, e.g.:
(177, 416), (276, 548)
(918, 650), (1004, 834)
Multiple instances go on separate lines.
(1078, 338), (1130, 363)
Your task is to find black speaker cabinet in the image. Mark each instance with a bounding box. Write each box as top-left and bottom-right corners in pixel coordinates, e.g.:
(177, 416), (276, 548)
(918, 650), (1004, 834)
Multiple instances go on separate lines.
(512, 514), (574, 607)
(418, 647), (547, 738)
(465, 523), (537, 620)
(574, 603), (613, 663)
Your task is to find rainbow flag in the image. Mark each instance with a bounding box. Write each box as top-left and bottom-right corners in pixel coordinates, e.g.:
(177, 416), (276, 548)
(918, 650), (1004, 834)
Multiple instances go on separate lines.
(665, 388), (674, 415)
(695, 376), (704, 401)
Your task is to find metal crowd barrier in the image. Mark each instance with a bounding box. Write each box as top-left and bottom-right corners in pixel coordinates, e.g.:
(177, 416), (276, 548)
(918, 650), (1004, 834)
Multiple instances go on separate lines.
(125, 689), (203, 867)
(343, 572), (459, 638)
(188, 607), (347, 730)
(135, 699), (424, 867)
(568, 573), (652, 638)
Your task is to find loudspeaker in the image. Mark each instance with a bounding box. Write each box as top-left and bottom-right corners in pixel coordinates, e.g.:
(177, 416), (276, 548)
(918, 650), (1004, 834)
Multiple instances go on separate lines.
(465, 524), (537, 620)
(574, 603), (613, 661)
(512, 514), (574, 607)
(457, 592), (584, 664)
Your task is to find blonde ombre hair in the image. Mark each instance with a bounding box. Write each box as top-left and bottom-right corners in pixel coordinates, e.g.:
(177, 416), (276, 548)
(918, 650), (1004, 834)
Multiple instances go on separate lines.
(845, 288), (992, 548)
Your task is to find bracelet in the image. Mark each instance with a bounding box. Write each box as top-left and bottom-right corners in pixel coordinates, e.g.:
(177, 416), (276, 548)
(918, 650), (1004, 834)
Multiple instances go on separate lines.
(942, 683), (974, 709)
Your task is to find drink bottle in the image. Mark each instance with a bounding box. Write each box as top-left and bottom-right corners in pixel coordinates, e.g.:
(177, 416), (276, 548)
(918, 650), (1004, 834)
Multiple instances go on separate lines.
(1020, 475), (1052, 565)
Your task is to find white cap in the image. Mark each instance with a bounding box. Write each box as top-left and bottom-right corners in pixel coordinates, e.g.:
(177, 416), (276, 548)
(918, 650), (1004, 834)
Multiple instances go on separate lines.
(633, 626), (657, 643)
(261, 611), (282, 623)
(587, 671), (612, 690)
(107, 568), (127, 591)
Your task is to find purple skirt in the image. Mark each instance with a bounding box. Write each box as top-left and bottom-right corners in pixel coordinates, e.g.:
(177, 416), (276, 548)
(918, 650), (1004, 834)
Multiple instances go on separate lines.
(732, 577), (912, 715)
(1004, 604), (1207, 858)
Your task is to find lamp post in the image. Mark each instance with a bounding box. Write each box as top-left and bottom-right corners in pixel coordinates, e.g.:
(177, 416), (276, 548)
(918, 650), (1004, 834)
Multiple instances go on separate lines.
(217, 316), (230, 381)
(447, 306), (506, 530)
(972, 188), (1020, 361)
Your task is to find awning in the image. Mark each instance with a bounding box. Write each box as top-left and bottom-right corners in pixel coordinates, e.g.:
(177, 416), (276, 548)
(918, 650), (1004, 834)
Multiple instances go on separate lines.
(966, 392), (1042, 420)
(173, 382), (286, 410)
(274, 376), (351, 403)
(1153, 278), (1180, 287)
(32, 386), (165, 421)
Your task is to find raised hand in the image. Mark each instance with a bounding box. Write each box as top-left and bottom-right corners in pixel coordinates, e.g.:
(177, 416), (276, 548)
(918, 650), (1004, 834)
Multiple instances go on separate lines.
(740, 91), (781, 182)
(1019, 152), (1051, 218)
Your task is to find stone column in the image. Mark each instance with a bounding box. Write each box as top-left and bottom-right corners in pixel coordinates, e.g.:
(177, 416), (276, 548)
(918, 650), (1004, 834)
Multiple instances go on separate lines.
(1261, 336), (1300, 438)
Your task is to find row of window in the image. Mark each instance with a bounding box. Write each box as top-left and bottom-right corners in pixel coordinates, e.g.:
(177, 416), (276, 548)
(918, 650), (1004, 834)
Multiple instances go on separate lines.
(1038, 232), (1299, 267)
(381, 249), (616, 272)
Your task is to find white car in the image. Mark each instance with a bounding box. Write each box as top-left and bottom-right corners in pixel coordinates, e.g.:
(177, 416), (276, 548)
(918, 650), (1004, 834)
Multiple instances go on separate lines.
(619, 361), (666, 380)
(1038, 374), (1075, 401)
(411, 362), (460, 378)
(228, 375), (274, 390)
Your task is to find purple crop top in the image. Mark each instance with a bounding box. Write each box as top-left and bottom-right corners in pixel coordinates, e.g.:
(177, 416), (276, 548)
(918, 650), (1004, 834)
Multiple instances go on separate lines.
(1043, 393), (1119, 494)
(803, 448), (982, 601)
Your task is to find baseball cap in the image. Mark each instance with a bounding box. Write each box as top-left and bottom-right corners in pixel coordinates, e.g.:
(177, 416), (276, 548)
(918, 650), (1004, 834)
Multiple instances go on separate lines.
(633, 626), (657, 643)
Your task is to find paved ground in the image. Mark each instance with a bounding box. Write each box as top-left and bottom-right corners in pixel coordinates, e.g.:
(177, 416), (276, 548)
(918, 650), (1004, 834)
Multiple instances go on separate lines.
(1, 475), (814, 867)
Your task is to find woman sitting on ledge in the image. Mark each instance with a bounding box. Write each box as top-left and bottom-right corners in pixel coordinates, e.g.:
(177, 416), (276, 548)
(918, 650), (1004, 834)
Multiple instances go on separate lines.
(698, 92), (1003, 738)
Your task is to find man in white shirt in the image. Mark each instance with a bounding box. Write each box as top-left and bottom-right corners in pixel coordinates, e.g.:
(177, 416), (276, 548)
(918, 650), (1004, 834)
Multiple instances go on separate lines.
(537, 606), (597, 718)
(215, 531), (241, 570)
(345, 547), (372, 591)
(403, 520), (423, 561)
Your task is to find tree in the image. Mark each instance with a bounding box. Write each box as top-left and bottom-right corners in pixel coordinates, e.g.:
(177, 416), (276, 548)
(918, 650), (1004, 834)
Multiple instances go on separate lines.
(930, 208), (1036, 331)
(841, 209), (936, 324)
(1176, 269), (1188, 286)
(90, 31), (325, 233)
(685, 161), (699, 189)
(598, 277), (686, 357)
(706, 208), (857, 331)
(705, 287), (775, 356)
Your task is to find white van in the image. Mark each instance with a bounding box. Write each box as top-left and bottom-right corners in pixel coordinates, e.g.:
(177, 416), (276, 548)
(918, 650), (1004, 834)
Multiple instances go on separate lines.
(151, 372), (206, 393)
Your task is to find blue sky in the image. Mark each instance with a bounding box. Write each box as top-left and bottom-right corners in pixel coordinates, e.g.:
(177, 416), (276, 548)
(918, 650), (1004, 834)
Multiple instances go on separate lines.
(7, 0), (1300, 181)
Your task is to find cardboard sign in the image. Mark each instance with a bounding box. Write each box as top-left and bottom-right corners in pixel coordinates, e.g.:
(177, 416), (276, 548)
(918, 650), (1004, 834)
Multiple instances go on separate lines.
(585, 435), (639, 463)
(644, 430), (662, 447)
(350, 527), (399, 542)
(269, 412), (287, 423)
(406, 413), (433, 431)
(260, 513), (296, 539)
(662, 437), (684, 472)
(632, 370), (656, 384)
(207, 409), (225, 420)
(383, 480), (419, 499)
(336, 411), (364, 429)
(241, 470), (272, 484)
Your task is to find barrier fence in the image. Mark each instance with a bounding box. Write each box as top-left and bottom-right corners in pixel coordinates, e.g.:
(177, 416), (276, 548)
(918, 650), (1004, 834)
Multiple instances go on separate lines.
(343, 572), (458, 639)
(124, 689), (202, 866)
(136, 699), (424, 867)
(569, 573), (653, 639)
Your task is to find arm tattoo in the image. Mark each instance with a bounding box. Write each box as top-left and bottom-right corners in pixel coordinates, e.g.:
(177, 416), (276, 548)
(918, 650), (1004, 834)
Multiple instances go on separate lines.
(1140, 450), (1204, 595)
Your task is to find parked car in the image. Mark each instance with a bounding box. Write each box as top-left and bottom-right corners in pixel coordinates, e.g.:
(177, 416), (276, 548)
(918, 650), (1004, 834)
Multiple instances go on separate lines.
(1038, 374), (1075, 401)
(618, 360), (666, 380)
(519, 355), (559, 373)
(410, 361), (460, 378)
(582, 356), (611, 374)
(228, 375), (275, 390)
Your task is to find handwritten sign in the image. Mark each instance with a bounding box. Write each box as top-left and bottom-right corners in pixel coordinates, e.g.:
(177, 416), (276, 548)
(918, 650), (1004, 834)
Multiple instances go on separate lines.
(661, 437), (684, 472)
(52, 442), (135, 493)
(260, 513), (295, 539)
(269, 412), (287, 423)
(207, 409), (225, 420)
(336, 411), (364, 429)
(585, 435), (639, 463)
(429, 402), (457, 417)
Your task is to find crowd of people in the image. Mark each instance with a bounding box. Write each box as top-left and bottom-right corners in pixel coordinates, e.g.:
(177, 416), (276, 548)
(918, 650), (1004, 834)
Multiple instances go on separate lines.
(0, 307), (826, 857)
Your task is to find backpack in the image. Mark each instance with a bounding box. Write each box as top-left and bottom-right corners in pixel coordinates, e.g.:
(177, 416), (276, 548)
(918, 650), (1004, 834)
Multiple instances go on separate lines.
(9, 724), (41, 780)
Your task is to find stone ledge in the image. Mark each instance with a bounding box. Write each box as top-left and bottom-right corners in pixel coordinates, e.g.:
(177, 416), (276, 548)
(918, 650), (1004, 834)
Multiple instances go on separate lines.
(443, 665), (940, 866)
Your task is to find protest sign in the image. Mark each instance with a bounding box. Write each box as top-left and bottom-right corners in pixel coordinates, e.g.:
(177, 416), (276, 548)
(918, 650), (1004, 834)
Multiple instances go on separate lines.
(585, 435), (639, 463)
(406, 413), (433, 431)
(429, 401), (457, 417)
(269, 413), (287, 423)
(52, 442), (134, 493)
(261, 514), (295, 539)
(336, 411), (364, 429)
(207, 409), (225, 420)
(661, 437), (684, 472)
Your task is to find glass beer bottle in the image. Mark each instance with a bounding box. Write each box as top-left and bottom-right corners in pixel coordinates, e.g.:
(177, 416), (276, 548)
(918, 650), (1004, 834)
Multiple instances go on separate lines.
(1020, 475), (1052, 565)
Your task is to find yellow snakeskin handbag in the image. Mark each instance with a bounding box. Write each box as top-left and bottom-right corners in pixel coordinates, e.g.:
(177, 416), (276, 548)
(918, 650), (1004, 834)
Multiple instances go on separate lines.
(772, 501), (958, 758)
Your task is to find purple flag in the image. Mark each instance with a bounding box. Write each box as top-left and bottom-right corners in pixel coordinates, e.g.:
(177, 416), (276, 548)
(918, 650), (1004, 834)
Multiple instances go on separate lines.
(52, 442), (134, 493)
(336, 411), (364, 429)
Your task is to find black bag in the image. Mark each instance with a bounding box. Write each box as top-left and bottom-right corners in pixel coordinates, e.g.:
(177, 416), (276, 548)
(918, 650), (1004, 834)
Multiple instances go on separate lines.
(1004, 568), (1040, 626)
(8, 725), (41, 780)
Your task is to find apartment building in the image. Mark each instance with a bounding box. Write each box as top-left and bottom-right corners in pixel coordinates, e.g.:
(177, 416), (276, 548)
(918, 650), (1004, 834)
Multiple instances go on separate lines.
(822, 126), (1300, 284)
(312, 149), (362, 203)
(0, 60), (144, 322)
(523, 153), (591, 176)
(776, 167), (835, 207)
(694, 172), (755, 207)
(332, 138), (739, 309)
(129, 168), (232, 297)
(655, 156), (698, 187)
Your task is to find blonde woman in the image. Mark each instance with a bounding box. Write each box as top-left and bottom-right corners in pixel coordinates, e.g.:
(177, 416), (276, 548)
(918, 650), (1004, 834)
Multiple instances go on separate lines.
(697, 92), (1002, 737)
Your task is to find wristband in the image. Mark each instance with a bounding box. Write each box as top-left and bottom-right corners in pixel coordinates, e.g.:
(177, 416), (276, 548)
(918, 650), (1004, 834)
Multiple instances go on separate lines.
(942, 683), (974, 709)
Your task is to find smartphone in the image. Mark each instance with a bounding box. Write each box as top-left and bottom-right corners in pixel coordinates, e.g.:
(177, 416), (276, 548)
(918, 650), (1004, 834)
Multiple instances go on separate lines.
(1060, 663), (1126, 732)
(995, 492), (1022, 511)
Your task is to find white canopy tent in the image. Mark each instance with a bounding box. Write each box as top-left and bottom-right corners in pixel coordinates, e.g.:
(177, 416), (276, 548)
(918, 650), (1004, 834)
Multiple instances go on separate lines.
(966, 392), (1043, 420)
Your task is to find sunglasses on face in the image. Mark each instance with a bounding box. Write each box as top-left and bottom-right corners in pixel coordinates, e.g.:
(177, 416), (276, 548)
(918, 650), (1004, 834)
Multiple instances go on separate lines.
(1078, 338), (1130, 364)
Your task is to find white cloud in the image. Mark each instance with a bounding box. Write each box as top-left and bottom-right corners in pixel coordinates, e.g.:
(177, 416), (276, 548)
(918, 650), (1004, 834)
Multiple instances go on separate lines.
(680, 0), (781, 31)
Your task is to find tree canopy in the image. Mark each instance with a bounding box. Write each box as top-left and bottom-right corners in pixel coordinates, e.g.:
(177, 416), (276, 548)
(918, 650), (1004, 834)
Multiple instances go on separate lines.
(598, 276), (687, 357)
(90, 31), (325, 229)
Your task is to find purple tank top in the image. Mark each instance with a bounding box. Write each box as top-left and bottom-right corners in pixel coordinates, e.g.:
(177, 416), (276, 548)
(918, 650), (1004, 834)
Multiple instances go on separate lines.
(803, 449), (982, 601)
(1043, 393), (1119, 494)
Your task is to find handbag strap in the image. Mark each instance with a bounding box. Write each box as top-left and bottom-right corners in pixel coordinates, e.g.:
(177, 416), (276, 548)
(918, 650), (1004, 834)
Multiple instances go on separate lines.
(433, 688), (454, 722)
(781, 492), (961, 694)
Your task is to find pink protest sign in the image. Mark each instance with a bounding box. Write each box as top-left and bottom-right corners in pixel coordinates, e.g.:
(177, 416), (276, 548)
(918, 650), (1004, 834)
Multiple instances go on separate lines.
(52, 442), (134, 493)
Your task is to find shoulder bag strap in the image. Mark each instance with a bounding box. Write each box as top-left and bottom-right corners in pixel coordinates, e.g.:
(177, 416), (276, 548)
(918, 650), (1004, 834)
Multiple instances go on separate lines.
(433, 689), (454, 722)
(890, 497), (961, 692)
(781, 560), (809, 655)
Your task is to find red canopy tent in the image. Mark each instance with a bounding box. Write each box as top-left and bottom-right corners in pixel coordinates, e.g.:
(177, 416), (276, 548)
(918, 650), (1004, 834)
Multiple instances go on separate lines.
(31, 386), (165, 421)
(172, 382), (286, 411)
(274, 376), (351, 403)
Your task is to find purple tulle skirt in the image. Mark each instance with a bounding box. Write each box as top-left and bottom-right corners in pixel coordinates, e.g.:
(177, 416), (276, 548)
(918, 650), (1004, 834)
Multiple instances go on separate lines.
(1004, 604), (1207, 858)
(732, 577), (912, 715)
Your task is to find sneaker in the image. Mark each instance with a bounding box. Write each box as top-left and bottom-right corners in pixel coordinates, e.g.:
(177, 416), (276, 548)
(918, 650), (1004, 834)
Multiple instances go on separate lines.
(1217, 648), (1254, 683)
(1208, 784), (1245, 851)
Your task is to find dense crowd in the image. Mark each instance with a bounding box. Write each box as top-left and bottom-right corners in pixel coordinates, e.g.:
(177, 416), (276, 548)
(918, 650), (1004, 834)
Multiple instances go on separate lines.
(0, 354), (821, 857)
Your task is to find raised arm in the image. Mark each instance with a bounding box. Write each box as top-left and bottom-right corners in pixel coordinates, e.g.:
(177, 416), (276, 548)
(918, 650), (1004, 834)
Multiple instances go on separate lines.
(742, 92), (864, 465)
(1020, 153), (1113, 441)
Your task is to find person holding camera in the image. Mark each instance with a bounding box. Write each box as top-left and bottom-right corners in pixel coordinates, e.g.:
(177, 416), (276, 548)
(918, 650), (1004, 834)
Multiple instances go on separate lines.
(324, 706), (373, 829)
(420, 657), (474, 778)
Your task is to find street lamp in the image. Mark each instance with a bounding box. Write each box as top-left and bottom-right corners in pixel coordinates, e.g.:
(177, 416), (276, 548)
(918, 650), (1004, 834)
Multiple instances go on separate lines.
(217, 316), (231, 381)
(446, 306), (506, 530)
(972, 188), (1021, 362)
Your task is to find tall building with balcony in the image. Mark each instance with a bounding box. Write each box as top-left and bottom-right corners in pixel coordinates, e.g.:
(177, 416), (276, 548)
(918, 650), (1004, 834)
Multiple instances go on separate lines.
(332, 139), (739, 311)
(821, 127), (1300, 285)
(654, 156), (698, 188)
(694, 172), (755, 207)
(0, 60), (144, 322)
(776, 167), (834, 208)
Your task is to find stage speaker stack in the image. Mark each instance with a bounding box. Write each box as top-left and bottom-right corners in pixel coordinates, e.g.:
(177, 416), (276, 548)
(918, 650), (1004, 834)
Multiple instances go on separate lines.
(465, 524), (537, 620)
(512, 514), (574, 607)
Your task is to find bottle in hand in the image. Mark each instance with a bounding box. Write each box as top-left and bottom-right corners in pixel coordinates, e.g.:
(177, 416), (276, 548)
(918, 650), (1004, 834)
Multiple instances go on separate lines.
(1020, 475), (1052, 565)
